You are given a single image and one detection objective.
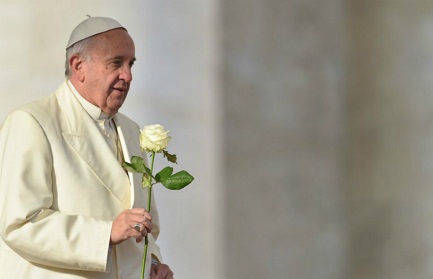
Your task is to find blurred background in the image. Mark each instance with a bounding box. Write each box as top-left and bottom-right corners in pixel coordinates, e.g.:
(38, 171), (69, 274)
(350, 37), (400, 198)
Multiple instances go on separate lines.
(2, 0), (433, 278)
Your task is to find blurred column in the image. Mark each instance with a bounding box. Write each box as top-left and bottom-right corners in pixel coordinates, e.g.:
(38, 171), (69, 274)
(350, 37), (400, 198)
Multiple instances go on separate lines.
(346, 1), (433, 278)
(220, 0), (348, 278)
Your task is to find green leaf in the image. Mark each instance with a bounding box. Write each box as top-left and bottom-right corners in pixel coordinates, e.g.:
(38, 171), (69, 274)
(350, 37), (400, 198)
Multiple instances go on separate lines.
(131, 156), (145, 165)
(143, 166), (153, 177)
(155, 167), (173, 183)
(123, 161), (145, 173)
(122, 161), (137, 173)
(163, 150), (177, 164)
(142, 173), (152, 188)
(160, 170), (194, 190)
(123, 156), (152, 177)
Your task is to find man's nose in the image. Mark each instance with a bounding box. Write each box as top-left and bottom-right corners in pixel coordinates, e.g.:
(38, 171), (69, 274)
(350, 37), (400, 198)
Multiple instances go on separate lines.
(120, 66), (132, 82)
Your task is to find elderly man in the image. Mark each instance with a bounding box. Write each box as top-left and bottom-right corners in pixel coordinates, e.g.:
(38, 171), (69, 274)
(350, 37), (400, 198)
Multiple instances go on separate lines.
(0, 17), (173, 279)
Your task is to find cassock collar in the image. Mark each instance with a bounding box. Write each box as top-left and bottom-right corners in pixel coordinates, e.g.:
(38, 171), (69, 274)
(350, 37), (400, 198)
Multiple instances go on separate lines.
(67, 79), (113, 121)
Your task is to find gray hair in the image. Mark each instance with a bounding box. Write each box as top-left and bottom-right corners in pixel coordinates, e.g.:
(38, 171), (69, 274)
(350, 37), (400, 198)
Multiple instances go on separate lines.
(64, 37), (95, 77)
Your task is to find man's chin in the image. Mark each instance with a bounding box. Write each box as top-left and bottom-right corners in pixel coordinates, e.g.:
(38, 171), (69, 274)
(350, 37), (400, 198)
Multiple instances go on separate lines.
(103, 104), (123, 115)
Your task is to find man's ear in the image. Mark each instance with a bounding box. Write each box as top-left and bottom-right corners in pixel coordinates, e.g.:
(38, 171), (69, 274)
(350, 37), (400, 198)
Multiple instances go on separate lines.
(69, 54), (85, 82)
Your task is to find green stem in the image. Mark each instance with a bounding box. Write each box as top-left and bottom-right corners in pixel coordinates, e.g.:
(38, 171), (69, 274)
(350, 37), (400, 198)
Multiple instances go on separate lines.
(141, 151), (155, 279)
(147, 151), (155, 212)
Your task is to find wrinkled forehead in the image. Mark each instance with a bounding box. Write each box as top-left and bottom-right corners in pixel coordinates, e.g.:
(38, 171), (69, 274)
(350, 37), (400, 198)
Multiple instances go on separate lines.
(86, 29), (136, 61)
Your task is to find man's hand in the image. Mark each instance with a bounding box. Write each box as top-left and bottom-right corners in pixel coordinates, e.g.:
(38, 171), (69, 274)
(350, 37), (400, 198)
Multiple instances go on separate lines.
(110, 208), (152, 245)
(151, 263), (174, 279)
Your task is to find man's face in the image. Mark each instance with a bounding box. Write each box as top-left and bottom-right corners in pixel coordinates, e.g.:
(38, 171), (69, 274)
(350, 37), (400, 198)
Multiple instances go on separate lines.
(80, 29), (136, 115)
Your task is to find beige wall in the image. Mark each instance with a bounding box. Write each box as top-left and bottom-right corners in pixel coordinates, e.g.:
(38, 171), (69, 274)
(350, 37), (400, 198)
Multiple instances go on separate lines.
(346, 1), (433, 278)
(220, 0), (433, 278)
(220, 0), (347, 278)
(4, 1), (433, 279)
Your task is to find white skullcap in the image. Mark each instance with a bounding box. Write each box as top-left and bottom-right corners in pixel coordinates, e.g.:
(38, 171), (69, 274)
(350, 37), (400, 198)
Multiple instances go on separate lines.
(66, 17), (126, 49)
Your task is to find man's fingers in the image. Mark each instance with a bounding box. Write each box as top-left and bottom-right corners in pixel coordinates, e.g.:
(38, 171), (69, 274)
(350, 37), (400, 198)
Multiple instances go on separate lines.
(111, 208), (152, 245)
(154, 264), (174, 279)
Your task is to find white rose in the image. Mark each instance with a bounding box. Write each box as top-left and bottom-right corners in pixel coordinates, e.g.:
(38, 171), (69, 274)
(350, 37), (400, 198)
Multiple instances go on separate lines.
(139, 124), (171, 153)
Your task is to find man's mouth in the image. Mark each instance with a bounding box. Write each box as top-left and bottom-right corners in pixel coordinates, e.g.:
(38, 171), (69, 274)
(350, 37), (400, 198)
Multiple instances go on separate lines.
(113, 87), (127, 94)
